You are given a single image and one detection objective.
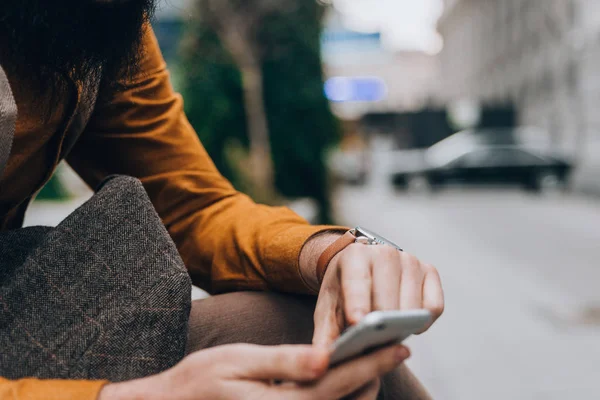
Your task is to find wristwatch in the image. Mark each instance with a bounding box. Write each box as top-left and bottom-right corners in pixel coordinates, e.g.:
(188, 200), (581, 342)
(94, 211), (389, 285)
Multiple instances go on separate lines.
(316, 226), (403, 284)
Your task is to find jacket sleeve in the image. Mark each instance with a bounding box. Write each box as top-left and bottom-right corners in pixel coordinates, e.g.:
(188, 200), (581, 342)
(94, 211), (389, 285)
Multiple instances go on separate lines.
(0, 377), (107, 400)
(67, 26), (343, 294)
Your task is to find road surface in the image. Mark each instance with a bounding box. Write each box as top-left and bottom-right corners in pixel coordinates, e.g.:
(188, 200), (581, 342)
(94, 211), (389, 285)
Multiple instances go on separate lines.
(333, 184), (600, 400)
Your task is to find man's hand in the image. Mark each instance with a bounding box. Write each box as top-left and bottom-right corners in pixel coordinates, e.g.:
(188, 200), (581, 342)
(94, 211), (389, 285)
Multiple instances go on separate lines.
(98, 343), (410, 400)
(302, 233), (444, 347)
(298, 233), (443, 400)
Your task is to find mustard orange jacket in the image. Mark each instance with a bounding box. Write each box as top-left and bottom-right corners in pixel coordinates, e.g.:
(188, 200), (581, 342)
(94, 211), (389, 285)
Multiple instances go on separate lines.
(0, 27), (339, 398)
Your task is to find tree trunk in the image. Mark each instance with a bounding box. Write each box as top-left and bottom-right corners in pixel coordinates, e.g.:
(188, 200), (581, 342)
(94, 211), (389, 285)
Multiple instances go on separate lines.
(240, 62), (276, 199)
(203, 0), (279, 201)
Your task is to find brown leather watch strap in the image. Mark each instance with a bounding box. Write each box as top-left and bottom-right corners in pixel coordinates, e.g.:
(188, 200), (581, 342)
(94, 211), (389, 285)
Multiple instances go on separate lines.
(316, 230), (357, 284)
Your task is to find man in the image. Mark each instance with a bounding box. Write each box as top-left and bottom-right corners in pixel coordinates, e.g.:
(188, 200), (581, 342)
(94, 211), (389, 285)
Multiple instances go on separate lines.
(0, 0), (444, 399)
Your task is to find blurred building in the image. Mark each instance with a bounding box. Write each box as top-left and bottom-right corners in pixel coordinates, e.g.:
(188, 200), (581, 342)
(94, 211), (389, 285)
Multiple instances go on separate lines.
(438, 0), (600, 192)
(322, 7), (441, 120)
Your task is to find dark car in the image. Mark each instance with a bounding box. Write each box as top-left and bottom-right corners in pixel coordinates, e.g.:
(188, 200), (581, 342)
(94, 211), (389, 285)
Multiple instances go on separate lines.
(391, 136), (573, 193)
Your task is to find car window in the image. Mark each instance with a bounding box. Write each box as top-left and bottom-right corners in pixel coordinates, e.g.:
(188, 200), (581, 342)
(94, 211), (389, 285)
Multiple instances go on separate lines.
(450, 150), (494, 168)
(485, 148), (546, 166)
(449, 148), (546, 168)
(513, 149), (546, 165)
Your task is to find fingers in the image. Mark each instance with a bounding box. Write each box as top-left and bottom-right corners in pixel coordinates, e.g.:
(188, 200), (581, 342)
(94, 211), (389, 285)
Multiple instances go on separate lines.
(351, 379), (381, 400)
(422, 265), (444, 324)
(223, 344), (330, 382)
(312, 290), (343, 347)
(308, 345), (410, 400)
(372, 247), (402, 311)
(331, 243), (443, 339)
(398, 253), (425, 311)
(339, 246), (373, 324)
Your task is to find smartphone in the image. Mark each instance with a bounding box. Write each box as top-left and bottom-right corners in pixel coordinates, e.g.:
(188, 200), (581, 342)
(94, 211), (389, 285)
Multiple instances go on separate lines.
(329, 309), (432, 366)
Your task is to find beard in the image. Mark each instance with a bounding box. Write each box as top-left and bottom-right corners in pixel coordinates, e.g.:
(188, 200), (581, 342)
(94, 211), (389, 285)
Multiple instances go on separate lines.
(0, 0), (155, 93)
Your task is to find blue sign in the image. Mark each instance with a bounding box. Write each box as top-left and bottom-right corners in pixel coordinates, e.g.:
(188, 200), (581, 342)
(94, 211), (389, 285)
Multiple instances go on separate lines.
(321, 31), (382, 44)
(324, 77), (387, 102)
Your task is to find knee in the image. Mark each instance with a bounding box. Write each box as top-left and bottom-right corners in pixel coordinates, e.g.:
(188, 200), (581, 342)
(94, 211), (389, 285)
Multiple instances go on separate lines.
(187, 292), (316, 353)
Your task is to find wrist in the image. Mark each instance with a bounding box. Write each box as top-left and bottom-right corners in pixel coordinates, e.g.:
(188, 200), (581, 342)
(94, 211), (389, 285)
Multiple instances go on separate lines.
(299, 231), (344, 292)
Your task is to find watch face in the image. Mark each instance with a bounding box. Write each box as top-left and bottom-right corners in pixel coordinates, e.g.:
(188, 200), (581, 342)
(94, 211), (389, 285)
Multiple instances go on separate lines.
(355, 226), (403, 251)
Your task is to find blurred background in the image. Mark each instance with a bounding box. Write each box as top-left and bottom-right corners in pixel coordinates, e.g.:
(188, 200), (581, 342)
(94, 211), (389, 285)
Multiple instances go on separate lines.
(26, 0), (600, 398)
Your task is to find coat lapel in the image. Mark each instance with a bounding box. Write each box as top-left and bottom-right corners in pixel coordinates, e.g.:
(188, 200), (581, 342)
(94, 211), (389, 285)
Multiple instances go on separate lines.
(0, 65), (17, 181)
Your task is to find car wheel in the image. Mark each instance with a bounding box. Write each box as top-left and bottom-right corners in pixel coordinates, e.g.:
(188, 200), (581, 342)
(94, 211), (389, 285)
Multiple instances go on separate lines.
(535, 171), (564, 194)
(407, 175), (431, 194)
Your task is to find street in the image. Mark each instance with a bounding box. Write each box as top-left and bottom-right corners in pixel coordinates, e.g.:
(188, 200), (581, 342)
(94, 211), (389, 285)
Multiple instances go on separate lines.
(334, 184), (600, 399)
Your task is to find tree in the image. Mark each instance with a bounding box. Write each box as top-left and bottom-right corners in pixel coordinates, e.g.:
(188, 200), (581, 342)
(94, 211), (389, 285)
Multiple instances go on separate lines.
(197, 0), (294, 198)
(261, 2), (339, 222)
(181, 0), (339, 222)
(179, 24), (249, 189)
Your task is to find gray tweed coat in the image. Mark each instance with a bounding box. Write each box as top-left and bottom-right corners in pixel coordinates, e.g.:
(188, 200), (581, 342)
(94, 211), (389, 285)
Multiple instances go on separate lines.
(0, 66), (191, 381)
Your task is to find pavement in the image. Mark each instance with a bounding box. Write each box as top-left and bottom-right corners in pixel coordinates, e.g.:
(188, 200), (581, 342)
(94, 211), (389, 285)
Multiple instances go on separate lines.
(333, 183), (600, 400)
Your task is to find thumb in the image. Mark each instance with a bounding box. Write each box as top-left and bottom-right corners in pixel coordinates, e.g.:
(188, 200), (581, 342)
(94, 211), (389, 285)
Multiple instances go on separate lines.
(225, 344), (330, 382)
(312, 295), (343, 347)
(312, 313), (341, 348)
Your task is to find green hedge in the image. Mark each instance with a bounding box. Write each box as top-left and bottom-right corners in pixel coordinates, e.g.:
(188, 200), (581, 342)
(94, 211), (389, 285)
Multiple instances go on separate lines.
(179, 1), (339, 223)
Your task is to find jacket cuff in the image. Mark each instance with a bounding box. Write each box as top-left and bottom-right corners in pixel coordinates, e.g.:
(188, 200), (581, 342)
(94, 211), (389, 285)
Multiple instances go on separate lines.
(263, 224), (349, 294)
(10, 379), (109, 400)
